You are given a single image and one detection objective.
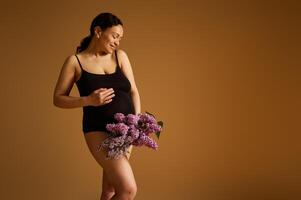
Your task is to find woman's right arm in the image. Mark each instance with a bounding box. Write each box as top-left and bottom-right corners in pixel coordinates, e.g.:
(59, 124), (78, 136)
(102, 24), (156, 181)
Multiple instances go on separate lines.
(53, 55), (90, 108)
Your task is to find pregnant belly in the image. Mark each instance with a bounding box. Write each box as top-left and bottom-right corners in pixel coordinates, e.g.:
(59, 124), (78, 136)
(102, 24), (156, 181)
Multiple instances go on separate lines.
(84, 90), (135, 123)
(100, 90), (135, 117)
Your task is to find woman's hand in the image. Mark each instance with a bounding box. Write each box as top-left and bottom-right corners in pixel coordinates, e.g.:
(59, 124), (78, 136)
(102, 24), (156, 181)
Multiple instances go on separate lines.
(86, 88), (115, 106)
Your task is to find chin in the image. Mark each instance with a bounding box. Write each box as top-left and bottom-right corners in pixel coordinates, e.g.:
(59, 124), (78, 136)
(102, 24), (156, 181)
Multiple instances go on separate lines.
(104, 48), (113, 54)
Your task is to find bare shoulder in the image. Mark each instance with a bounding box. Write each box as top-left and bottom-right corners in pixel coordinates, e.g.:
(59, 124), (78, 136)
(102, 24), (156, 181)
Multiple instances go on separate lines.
(116, 49), (130, 68)
(53, 54), (78, 96)
(116, 48), (127, 57)
(64, 54), (78, 69)
(63, 54), (82, 76)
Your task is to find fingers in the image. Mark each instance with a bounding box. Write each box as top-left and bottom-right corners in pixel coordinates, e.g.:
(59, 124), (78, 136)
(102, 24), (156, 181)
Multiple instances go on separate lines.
(100, 88), (115, 97)
(94, 88), (108, 93)
(94, 88), (114, 94)
(102, 91), (115, 102)
(103, 98), (113, 104)
(92, 88), (115, 105)
(104, 93), (115, 101)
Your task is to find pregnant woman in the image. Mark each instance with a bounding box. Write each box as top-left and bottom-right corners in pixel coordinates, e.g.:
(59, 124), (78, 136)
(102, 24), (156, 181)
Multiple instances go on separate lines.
(53, 12), (141, 200)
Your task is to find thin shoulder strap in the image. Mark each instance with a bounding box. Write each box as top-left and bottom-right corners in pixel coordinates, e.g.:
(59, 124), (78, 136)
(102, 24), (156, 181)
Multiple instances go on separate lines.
(75, 54), (84, 70)
(114, 50), (119, 67)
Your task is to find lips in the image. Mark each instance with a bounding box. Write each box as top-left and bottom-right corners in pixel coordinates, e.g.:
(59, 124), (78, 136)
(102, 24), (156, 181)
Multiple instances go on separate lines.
(110, 45), (116, 49)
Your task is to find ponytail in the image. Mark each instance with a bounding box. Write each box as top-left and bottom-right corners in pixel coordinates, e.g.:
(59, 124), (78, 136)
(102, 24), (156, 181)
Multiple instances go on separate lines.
(76, 35), (92, 53)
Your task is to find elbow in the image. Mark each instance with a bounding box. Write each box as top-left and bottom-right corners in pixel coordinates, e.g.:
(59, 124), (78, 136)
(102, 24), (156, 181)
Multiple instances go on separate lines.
(53, 97), (58, 107)
(53, 95), (61, 108)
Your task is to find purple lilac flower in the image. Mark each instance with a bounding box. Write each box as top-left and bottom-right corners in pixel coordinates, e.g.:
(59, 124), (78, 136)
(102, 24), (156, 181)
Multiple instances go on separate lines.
(106, 144), (131, 160)
(138, 133), (148, 143)
(139, 113), (156, 124)
(107, 148), (123, 160)
(109, 136), (124, 149)
(114, 122), (129, 135)
(144, 123), (162, 135)
(126, 114), (139, 125)
(143, 136), (158, 150)
(132, 137), (144, 147)
(114, 113), (126, 123)
(106, 122), (129, 136)
(100, 135), (126, 150)
(106, 124), (115, 133)
(136, 113), (161, 134)
(101, 112), (162, 159)
(128, 125), (140, 140)
(124, 135), (134, 145)
(131, 132), (158, 150)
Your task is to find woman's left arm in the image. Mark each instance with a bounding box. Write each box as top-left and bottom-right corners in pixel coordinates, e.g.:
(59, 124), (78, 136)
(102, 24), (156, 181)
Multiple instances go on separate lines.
(118, 49), (141, 160)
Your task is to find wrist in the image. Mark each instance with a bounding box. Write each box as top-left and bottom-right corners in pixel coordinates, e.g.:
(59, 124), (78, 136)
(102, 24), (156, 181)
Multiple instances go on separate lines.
(82, 96), (91, 106)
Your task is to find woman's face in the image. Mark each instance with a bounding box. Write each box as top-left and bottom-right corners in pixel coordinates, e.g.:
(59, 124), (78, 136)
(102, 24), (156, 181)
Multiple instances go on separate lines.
(96, 25), (124, 54)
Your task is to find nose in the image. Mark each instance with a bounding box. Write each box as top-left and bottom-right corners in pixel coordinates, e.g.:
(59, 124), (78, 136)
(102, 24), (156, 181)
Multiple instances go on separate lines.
(114, 40), (120, 47)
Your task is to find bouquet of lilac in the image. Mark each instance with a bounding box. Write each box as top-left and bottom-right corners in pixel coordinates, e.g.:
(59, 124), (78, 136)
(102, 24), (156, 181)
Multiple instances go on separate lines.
(96, 111), (163, 160)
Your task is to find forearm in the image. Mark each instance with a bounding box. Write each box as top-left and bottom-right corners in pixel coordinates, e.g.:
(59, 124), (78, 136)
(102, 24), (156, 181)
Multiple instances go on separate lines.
(53, 95), (90, 109)
(131, 91), (141, 115)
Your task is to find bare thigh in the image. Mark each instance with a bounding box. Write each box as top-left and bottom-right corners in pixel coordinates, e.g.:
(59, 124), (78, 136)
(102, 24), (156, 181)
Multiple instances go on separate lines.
(84, 131), (137, 191)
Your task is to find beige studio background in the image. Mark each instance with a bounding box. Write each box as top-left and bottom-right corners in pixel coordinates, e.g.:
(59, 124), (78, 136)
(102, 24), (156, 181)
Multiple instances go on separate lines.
(0, 0), (300, 200)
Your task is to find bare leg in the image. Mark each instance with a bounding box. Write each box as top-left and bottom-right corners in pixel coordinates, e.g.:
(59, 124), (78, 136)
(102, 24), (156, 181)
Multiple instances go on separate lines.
(84, 131), (137, 200)
(101, 145), (133, 200)
(100, 170), (115, 200)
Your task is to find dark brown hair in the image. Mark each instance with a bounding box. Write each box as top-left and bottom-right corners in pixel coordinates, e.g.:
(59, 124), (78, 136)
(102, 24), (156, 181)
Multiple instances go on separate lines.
(76, 12), (123, 53)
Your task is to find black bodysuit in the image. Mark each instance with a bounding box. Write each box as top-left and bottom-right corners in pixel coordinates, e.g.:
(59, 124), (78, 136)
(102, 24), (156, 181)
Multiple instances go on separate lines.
(75, 50), (135, 134)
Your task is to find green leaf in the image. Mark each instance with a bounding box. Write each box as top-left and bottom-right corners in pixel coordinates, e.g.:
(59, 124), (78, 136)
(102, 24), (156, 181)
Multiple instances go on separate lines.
(155, 131), (161, 139)
(157, 121), (164, 127)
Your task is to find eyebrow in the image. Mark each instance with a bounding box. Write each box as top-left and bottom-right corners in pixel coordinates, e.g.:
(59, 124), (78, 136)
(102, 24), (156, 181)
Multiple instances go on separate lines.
(113, 32), (123, 37)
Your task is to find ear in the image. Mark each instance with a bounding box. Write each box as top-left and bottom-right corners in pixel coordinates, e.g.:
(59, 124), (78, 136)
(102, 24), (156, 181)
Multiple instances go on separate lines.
(94, 26), (102, 37)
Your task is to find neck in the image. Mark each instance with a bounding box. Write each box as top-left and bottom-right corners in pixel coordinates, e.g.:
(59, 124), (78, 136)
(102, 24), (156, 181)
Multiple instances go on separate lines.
(84, 36), (110, 58)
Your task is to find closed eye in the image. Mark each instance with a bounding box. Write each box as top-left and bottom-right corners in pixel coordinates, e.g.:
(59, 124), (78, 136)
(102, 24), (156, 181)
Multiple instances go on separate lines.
(113, 33), (123, 39)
